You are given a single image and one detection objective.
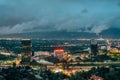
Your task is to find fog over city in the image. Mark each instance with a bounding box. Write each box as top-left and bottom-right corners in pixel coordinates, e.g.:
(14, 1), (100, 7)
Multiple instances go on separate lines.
(0, 0), (120, 34)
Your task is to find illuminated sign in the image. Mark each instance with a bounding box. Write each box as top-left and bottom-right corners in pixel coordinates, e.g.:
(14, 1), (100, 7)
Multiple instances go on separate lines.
(54, 48), (64, 54)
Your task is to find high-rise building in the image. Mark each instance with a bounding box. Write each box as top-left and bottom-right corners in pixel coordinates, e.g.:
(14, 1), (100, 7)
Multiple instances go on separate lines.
(21, 39), (32, 65)
(106, 39), (111, 51)
(90, 39), (98, 57)
(117, 41), (120, 48)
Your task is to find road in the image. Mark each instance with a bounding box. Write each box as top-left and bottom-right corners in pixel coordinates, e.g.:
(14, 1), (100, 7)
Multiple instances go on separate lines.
(57, 61), (120, 66)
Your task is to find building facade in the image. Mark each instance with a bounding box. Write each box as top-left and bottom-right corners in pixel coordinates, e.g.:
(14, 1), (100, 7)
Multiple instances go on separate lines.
(90, 39), (98, 58)
(21, 39), (32, 65)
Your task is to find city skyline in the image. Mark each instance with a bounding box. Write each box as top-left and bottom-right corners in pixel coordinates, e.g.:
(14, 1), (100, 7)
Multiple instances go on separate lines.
(0, 1), (120, 79)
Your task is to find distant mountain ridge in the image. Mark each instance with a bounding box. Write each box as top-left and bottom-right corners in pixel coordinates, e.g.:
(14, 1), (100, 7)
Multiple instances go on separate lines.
(0, 28), (120, 39)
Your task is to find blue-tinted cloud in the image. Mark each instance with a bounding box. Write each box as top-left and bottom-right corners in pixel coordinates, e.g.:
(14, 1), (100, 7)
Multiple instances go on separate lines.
(0, 0), (120, 34)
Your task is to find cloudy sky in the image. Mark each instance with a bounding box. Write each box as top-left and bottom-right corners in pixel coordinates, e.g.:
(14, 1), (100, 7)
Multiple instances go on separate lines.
(0, 0), (120, 34)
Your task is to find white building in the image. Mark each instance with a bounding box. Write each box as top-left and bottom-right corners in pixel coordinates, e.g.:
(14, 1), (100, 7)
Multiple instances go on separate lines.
(34, 51), (50, 56)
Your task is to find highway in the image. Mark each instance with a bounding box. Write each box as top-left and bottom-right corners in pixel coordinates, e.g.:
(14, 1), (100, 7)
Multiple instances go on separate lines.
(0, 61), (120, 68)
(57, 61), (120, 66)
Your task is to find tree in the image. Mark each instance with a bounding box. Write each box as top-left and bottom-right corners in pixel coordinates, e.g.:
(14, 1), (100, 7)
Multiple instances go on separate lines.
(61, 54), (71, 69)
(12, 62), (16, 68)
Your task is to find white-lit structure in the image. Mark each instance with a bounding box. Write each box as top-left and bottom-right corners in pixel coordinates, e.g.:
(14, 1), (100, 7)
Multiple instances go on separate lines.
(106, 39), (111, 51)
(34, 51), (50, 56)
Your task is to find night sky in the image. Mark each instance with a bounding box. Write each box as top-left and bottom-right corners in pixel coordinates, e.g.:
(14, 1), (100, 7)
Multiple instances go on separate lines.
(0, 0), (120, 34)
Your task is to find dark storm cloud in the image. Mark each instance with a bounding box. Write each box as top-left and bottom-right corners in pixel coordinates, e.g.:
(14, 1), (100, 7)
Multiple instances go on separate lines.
(0, 0), (120, 34)
(118, 1), (120, 6)
(81, 8), (88, 14)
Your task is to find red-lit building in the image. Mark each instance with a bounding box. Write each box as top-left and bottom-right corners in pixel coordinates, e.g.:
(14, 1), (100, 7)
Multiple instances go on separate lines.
(54, 48), (65, 60)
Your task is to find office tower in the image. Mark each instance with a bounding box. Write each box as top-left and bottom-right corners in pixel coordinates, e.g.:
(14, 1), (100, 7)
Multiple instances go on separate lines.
(90, 39), (98, 57)
(21, 39), (32, 65)
(106, 39), (111, 51)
